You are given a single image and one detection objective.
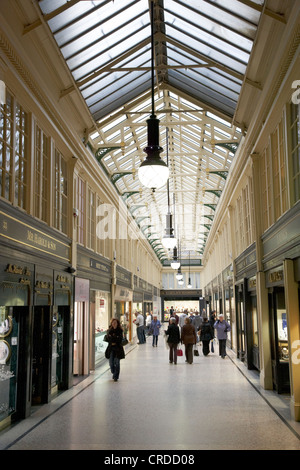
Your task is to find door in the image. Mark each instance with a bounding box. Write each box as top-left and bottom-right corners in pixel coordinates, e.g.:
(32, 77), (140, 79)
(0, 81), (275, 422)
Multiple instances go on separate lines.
(32, 307), (51, 405)
(236, 284), (246, 361)
(269, 288), (290, 393)
(73, 301), (89, 376)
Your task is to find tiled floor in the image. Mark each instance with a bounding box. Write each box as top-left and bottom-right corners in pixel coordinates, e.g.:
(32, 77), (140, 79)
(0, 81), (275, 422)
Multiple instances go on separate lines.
(1, 335), (300, 450)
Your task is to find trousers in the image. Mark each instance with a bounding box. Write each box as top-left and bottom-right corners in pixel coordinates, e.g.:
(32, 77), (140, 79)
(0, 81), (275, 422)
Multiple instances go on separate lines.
(219, 339), (227, 357)
(184, 343), (194, 364)
(109, 350), (120, 380)
(169, 343), (178, 363)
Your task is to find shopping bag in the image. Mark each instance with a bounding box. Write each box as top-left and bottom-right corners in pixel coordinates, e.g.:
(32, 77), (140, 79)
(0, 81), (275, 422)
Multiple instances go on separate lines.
(193, 345), (199, 356)
(176, 348), (183, 356)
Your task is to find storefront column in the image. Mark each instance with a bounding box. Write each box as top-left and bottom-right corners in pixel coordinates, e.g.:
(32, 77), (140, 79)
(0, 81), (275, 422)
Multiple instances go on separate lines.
(257, 271), (273, 389)
(283, 259), (300, 421)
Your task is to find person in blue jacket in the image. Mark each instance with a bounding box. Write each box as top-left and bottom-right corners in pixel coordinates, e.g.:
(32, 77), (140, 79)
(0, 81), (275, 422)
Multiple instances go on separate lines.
(150, 314), (161, 347)
(214, 314), (231, 358)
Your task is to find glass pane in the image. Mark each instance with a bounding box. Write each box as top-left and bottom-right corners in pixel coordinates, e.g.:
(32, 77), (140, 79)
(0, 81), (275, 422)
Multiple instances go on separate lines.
(0, 306), (19, 422)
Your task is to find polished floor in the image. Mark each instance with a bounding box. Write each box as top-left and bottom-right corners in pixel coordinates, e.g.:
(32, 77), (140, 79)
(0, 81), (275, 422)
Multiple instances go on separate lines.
(1, 333), (300, 451)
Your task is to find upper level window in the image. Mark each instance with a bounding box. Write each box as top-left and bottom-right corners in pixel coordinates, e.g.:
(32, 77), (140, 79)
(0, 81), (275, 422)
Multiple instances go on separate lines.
(54, 149), (68, 234)
(0, 92), (28, 208)
(34, 125), (49, 222)
(290, 103), (300, 204)
(15, 102), (28, 209)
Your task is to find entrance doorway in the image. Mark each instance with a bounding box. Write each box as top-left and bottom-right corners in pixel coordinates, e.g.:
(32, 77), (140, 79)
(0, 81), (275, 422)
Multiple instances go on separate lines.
(73, 301), (89, 376)
(32, 306), (51, 405)
(269, 287), (290, 393)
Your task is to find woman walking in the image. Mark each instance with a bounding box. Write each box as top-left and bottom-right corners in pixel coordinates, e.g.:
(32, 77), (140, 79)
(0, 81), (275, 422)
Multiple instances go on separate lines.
(181, 317), (197, 364)
(199, 317), (214, 356)
(214, 314), (231, 358)
(105, 318), (125, 381)
(150, 314), (161, 347)
(165, 317), (180, 364)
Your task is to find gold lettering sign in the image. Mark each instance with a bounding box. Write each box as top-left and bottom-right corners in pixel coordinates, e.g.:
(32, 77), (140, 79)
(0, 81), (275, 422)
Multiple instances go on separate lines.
(268, 271), (283, 283)
(5, 264), (31, 276)
(35, 281), (51, 289)
(56, 275), (68, 283)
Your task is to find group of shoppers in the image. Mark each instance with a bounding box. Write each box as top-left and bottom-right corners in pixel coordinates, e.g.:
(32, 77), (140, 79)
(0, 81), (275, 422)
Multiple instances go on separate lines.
(134, 311), (162, 347)
(104, 309), (231, 382)
(166, 310), (231, 365)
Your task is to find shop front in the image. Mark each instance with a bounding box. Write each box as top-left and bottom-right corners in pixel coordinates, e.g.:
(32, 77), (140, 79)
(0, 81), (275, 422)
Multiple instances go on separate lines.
(234, 244), (257, 369)
(0, 260), (33, 426)
(267, 268), (290, 393)
(76, 249), (112, 370)
(0, 201), (73, 426)
(114, 266), (133, 341)
(222, 265), (235, 351)
(160, 289), (203, 322)
(261, 202), (300, 397)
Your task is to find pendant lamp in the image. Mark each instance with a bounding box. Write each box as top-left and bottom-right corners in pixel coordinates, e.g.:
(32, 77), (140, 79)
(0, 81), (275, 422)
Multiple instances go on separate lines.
(171, 246), (180, 270)
(162, 128), (176, 249)
(187, 251), (192, 288)
(138, 1), (169, 190)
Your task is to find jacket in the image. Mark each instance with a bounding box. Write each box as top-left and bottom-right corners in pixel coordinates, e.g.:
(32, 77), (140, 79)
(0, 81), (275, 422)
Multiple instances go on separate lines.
(181, 323), (197, 345)
(150, 319), (161, 335)
(200, 322), (214, 341)
(214, 320), (231, 340)
(166, 323), (180, 344)
(105, 326), (125, 359)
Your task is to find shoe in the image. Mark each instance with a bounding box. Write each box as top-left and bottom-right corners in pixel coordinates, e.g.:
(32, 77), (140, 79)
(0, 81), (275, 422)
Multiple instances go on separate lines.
(169, 361), (173, 364)
(114, 378), (118, 382)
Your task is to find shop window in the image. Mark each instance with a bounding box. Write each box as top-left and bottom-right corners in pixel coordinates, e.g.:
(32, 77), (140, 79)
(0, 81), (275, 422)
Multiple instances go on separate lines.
(53, 150), (68, 234)
(0, 306), (18, 422)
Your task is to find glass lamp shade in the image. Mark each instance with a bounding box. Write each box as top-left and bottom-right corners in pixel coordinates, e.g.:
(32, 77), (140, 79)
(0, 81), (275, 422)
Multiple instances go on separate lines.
(176, 270), (183, 280)
(178, 279), (184, 286)
(187, 280), (192, 288)
(171, 260), (180, 270)
(138, 115), (169, 190)
(162, 235), (177, 250)
(138, 158), (169, 189)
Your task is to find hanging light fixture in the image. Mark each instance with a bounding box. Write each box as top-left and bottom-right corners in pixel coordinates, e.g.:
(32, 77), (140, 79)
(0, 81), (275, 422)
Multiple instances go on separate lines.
(138, 1), (169, 190)
(176, 266), (183, 280)
(176, 241), (183, 280)
(171, 246), (180, 270)
(187, 250), (192, 288)
(162, 128), (176, 249)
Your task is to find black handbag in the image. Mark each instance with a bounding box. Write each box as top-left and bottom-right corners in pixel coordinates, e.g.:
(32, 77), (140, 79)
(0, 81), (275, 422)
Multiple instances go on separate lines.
(122, 337), (128, 346)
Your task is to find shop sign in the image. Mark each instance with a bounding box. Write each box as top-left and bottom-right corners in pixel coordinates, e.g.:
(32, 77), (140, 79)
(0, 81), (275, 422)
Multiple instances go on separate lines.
(75, 278), (90, 302)
(90, 258), (111, 275)
(114, 285), (132, 301)
(268, 270), (283, 283)
(0, 210), (70, 262)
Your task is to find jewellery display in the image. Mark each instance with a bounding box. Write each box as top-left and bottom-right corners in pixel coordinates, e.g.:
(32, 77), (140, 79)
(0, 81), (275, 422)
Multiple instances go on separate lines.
(0, 314), (13, 338)
(0, 340), (11, 364)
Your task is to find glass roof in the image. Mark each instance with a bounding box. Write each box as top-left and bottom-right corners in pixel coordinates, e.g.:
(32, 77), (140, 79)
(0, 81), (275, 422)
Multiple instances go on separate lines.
(37, 0), (263, 264)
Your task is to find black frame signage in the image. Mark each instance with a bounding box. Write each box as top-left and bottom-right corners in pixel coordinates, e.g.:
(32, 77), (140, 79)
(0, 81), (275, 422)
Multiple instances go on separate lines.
(0, 210), (70, 263)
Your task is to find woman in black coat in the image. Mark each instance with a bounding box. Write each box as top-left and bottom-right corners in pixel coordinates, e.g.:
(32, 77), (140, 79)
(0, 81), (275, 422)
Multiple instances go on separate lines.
(165, 317), (181, 364)
(199, 317), (214, 356)
(105, 318), (125, 381)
